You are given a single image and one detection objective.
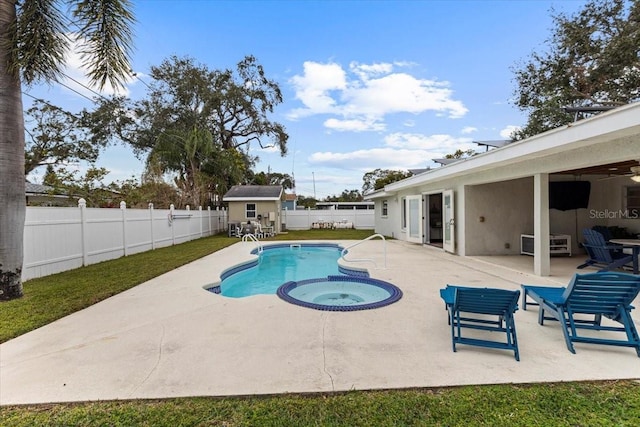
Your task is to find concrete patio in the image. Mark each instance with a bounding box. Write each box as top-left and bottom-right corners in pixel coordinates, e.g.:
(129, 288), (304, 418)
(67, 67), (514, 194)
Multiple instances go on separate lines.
(1, 240), (639, 405)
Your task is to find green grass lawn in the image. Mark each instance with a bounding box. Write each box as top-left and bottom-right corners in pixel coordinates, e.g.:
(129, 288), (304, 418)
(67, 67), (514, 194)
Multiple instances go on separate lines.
(1, 229), (639, 425)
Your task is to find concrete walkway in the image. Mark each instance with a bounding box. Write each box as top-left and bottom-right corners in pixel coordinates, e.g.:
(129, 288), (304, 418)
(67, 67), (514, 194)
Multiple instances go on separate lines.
(1, 240), (639, 405)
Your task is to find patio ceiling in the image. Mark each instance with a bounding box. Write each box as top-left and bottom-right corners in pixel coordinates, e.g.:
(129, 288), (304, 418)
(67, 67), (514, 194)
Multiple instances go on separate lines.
(555, 159), (640, 176)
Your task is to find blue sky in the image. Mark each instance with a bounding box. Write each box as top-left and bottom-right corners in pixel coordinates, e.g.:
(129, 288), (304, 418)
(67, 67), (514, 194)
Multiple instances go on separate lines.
(26, 0), (588, 200)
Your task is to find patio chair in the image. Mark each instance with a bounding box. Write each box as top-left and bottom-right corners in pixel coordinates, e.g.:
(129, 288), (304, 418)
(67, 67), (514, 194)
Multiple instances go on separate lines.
(577, 229), (633, 272)
(521, 272), (640, 357)
(440, 285), (521, 361)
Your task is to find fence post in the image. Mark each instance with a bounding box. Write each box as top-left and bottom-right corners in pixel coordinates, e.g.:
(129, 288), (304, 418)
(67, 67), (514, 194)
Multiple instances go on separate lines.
(149, 203), (155, 250)
(353, 206), (358, 229)
(186, 205), (191, 240)
(120, 201), (128, 256)
(170, 204), (175, 245)
(78, 198), (88, 266)
(207, 206), (212, 235)
(199, 206), (203, 237)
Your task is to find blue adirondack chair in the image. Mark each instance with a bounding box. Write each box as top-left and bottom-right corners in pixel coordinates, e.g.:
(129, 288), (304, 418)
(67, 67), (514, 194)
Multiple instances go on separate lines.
(578, 229), (634, 271)
(521, 272), (640, 357)
(440, 285), (521, 361)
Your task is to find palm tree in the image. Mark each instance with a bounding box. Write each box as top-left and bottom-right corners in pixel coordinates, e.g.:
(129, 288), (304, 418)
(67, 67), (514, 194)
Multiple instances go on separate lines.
(0, 0), (135, 300)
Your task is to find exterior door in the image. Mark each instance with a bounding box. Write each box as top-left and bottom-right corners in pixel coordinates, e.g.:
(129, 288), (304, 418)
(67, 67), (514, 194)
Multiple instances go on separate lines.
(407, 195), (423, 244)
(443, 189), (455, 253)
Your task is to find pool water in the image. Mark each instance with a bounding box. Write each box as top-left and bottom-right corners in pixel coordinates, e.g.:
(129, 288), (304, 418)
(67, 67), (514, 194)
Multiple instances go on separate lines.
(277, 276), (403, 311)
(219, 244), (343, 297)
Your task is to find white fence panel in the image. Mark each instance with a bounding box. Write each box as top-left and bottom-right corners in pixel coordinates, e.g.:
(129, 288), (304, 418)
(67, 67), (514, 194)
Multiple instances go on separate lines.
(22, 201), (228, 281)
(282, 208), (375, 230)
(124, 207), (154, 255)
(85, 206), (126, 264)
(23, 207), (84, 279)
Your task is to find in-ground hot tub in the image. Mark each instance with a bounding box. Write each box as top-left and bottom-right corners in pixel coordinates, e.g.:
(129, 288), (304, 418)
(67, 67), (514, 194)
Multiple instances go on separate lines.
(277, 275), (402, 311)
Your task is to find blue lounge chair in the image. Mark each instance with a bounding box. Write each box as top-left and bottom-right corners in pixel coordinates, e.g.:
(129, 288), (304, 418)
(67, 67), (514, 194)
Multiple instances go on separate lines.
(440, 285), (521, 361)
(578, 229), (633, 272)
(521, 272), (640, 357)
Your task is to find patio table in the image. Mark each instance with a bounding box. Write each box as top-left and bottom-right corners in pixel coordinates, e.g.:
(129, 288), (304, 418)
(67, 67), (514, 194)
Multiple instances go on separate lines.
(609, 239), (640, 274)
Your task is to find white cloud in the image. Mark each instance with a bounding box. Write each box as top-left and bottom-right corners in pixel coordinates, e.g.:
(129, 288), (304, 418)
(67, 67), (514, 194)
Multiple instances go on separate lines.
(306, 131), (478, 172)
(324, 118), (386, 132)
(500, 125), (520, 139)
(309, 148), (430, 171)
(288, 60), (468, 128)
(289, 62), (347, 118)
(348, 61), (393, 81)
(461, 126), (477, 134)
(384, 132), (474, 151)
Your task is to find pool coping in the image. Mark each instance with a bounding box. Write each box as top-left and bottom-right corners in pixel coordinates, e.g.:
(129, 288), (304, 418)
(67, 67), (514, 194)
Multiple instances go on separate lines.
(277, 275), (403, 311)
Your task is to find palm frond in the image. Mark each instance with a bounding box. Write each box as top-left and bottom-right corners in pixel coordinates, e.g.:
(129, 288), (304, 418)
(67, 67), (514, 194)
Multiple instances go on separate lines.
(71, 0), (135, 91)
(14, 0), (69, 84)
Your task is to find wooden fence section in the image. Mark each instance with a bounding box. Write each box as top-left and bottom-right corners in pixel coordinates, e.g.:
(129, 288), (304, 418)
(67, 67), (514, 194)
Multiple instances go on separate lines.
(23, 200), (228, 281)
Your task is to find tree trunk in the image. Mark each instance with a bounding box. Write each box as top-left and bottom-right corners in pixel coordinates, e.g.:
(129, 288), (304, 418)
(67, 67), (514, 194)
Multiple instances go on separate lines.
(0, 1), (25, 300)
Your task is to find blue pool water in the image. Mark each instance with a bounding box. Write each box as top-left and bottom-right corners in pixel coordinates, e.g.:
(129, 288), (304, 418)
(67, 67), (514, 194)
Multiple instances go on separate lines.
(218, 244), (344, 297)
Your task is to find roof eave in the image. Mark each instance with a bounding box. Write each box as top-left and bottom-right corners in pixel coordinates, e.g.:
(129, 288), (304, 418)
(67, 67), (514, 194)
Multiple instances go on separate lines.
(385, 102), (640, 192)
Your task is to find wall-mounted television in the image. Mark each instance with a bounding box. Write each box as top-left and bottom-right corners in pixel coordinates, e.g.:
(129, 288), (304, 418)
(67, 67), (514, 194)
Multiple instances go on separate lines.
(549, 181), (591, 211)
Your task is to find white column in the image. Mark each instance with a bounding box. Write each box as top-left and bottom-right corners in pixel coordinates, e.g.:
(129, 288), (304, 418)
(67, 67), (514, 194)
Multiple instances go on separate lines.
(534, 173), (550, 276)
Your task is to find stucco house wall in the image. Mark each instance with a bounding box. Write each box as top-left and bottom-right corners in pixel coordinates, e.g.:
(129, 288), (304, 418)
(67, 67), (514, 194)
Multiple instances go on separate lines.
(464, 178), (534, 256)
(366, 102), (640, 275)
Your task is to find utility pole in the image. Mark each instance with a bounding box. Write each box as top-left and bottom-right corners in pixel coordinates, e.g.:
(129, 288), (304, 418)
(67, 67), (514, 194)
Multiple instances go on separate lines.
(312, 172), (316, 199)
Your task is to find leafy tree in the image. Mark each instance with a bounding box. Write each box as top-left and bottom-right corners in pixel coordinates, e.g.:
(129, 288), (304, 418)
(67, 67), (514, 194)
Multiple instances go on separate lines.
(111, 177), (179, 209)
(24, 100), (101, 175)
(124, 55), (288, 157)
(147, 126), (216, 208)
(296, 195), (317, 209)
(445, 149), (476, 159)
(511, 0), (640, 139)
(325, 189), (363, 203)
(200, 147), (248, 208)
(362, 169), (412, 194)
(0, 0), (135, 300)
(250, 171), (294, 189)
(95, 55), (290, 208)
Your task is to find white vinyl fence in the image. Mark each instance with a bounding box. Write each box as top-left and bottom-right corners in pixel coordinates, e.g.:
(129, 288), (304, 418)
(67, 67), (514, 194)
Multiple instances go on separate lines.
(282, 207), (375, 230)
(23, 199), (228, 281)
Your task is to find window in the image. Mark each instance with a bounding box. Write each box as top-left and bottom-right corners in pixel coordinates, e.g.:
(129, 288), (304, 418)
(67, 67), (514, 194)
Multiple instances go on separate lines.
(401, 197), (407, 229)
(245, 203), (257, 219)
(625, 186), (640, 219)
(382, 200), (388, 217)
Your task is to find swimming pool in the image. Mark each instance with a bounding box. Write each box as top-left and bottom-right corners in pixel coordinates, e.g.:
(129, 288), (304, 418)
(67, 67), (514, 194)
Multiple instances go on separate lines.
(207, 242), (402, 311)
(212, 243), (354, 297)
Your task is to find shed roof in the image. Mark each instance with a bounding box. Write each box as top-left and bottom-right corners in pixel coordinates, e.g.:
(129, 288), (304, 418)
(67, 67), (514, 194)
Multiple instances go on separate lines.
(223, 185), (283, 201)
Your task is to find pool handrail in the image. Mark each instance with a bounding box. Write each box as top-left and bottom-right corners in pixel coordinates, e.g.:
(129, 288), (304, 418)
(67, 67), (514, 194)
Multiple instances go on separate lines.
(341, 233), (386, 269)
(241, 233), (263, 253)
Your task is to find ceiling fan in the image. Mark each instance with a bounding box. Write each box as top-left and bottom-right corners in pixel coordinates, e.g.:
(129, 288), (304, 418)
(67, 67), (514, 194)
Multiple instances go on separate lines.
(597, 164), (640, 182)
